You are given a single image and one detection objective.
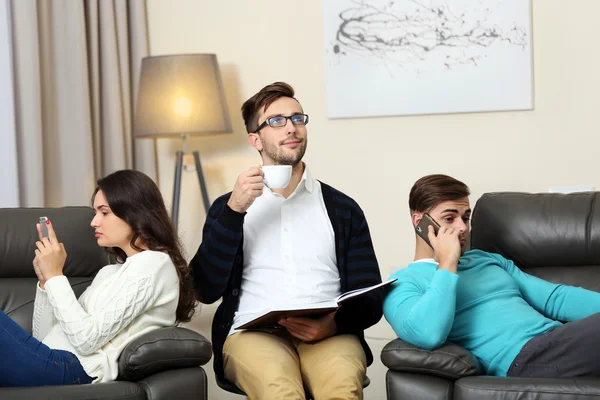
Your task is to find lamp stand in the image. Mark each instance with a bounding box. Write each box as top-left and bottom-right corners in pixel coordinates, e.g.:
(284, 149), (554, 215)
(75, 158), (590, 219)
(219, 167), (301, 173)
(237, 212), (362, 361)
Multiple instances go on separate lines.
(171, 135), (210, 231)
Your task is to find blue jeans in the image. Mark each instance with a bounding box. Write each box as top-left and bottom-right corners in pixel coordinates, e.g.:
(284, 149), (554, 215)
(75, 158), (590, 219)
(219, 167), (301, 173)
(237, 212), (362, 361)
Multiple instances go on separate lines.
(0, 310), (94, 387)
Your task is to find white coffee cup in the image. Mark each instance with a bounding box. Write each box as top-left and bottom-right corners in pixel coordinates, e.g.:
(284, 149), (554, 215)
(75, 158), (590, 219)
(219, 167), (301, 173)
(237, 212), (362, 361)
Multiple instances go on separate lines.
(262, 165), (292, 189)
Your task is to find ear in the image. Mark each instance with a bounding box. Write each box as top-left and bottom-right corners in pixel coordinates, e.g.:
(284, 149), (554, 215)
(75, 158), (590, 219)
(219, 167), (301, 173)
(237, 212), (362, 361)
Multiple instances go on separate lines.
(248, 133), (263, 151)
(411, 212), (422, 228)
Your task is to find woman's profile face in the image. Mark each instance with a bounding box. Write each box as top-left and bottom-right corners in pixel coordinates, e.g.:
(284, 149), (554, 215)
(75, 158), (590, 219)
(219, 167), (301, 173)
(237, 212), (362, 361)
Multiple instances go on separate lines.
(90, 190), (135, 253)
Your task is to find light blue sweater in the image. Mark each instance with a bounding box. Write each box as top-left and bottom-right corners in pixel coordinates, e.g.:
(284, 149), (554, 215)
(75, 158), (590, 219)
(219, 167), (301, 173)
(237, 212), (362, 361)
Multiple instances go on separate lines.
(383, 250), (600, 376)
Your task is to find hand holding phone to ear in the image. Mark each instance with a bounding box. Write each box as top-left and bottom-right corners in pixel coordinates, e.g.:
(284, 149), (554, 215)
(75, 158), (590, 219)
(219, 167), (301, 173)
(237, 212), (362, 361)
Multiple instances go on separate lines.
(428, 225), (461, 273)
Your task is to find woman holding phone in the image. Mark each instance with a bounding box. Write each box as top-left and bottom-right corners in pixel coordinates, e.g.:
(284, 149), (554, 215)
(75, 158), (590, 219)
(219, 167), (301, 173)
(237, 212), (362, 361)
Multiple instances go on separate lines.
(0, 169), (197, 387)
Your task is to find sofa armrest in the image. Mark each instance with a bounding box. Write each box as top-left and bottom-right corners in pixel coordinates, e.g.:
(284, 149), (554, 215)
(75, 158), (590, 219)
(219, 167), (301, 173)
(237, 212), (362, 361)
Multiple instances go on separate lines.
(138, 368), (208, 400)
(381, 338), (482, 380)
(118, 326), (212, 382)
(0, 382), (143, 400)
(455, 376), (600, 400)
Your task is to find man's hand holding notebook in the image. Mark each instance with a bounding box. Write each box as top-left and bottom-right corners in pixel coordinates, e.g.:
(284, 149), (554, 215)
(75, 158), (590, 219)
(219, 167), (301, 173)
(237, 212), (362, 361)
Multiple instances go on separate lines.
(233, 278), (397, 330)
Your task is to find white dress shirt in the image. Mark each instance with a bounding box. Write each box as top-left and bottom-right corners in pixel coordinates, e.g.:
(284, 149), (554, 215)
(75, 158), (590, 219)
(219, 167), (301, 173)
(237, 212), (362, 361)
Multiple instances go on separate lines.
(230, 167), (340, 334)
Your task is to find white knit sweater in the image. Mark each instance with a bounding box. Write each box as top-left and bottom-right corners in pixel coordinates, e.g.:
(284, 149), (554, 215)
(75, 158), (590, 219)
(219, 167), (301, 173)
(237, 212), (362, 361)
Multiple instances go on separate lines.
(32, 250), (179, 383)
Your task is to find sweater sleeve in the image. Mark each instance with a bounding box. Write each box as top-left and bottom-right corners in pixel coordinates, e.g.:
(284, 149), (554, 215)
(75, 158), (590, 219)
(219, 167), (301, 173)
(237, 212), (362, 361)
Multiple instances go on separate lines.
(190, 194), (245, 304)
(383, 267), (459, 349)
(32, 282), (57, 341)
(44, 258), (164, 356)
(498, 254), (600, 321)
(334, 206), (383, 334)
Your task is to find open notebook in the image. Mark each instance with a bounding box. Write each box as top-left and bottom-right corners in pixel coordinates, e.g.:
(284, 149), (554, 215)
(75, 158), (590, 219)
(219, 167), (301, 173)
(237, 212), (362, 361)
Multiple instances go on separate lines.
(233, 278), (397, 330)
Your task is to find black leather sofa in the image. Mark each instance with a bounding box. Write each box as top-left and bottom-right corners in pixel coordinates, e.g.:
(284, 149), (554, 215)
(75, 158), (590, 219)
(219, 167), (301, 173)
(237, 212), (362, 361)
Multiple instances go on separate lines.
(382, 192), (600, 400)
(0, 207), (212, 399)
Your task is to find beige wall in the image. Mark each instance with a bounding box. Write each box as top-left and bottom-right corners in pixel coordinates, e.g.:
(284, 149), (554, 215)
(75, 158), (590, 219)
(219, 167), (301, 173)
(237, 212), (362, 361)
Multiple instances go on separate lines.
(147, 0), (600, 398)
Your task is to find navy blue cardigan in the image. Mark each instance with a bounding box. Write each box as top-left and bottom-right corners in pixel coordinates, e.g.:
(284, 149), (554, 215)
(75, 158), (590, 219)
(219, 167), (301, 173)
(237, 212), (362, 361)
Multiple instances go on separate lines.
(190, 181), (383, 379)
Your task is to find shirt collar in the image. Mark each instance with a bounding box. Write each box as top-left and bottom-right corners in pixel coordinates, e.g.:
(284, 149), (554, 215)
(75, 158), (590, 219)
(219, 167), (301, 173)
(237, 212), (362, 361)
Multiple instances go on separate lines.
(301, 165), (314, 194)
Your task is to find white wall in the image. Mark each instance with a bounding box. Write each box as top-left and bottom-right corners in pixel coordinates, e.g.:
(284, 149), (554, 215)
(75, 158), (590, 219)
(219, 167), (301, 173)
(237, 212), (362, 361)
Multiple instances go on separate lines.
(147, 1), (600, 398)
(0, 0), (19, 207)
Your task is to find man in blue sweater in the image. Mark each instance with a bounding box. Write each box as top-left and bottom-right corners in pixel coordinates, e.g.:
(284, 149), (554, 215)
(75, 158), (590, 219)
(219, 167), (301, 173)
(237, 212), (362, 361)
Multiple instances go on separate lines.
(384, 174), (600, 378)
(191, 82), (382, 399)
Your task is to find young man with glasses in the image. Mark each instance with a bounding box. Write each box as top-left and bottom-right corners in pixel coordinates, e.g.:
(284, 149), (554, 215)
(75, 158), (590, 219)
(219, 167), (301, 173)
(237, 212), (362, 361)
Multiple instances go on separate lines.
(191, 82), (382, 399)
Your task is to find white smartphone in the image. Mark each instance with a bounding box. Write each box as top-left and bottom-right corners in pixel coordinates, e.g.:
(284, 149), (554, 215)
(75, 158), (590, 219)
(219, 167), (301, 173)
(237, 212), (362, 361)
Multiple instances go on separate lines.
(39, 216), (49, 239)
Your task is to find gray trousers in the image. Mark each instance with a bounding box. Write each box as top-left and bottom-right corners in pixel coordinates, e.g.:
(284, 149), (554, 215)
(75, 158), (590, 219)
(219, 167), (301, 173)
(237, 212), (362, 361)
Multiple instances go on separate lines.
(507, 312), (600, 378)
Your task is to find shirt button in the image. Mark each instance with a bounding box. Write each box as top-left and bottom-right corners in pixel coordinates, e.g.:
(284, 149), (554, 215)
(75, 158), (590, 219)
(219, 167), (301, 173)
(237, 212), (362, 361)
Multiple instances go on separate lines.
(231, 289), (239, 296)
(284, 227), (288, 232)
(284, 255), (289, 260)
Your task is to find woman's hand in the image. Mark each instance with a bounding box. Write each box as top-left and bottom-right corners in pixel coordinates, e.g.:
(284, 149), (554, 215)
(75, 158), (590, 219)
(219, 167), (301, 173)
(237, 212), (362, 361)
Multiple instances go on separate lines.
(34, 220), (67, 281)
(32, 256), (46, 289)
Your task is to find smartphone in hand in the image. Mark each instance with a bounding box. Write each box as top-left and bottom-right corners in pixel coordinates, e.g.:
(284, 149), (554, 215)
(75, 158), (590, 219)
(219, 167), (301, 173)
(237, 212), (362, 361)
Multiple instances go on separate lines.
(415, 213), (440, 248)
(39, 216), (49, 240)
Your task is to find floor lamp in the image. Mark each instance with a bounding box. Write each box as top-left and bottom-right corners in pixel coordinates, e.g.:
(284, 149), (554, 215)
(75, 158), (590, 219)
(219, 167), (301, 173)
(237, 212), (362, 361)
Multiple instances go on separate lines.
(133, 54), (232, 230)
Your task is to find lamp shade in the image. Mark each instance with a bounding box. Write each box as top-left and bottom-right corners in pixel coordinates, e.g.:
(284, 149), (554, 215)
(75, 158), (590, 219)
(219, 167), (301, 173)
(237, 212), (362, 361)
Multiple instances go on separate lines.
(134, 54), (232, 138)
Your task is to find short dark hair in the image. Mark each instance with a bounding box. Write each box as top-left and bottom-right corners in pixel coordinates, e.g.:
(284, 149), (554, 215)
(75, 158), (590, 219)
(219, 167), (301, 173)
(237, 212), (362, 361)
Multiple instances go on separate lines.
(93, 169), (197, 323)
(241, 82), (298, 133)
(409, 174), (470, 213)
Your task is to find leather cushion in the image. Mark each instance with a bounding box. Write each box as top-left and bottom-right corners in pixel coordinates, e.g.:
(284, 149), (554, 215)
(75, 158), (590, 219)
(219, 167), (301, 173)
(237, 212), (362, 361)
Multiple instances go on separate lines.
(0, 207), (109, 278)
(138, 368), (208, 400)
(0, 381), (144, 400)
(386, 371), (453, 400)
(471, 192), (600, 270)
(455, 376), (600, 400)
(1, 277), (92, 333)
(381, 338), (481, 379)
(118, 327), (212, 381)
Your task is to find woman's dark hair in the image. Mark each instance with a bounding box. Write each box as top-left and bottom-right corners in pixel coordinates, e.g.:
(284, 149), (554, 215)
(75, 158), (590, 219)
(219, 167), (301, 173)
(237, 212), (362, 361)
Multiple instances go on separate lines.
(93, 169), (196, 323)
(409, 174), (470, 213)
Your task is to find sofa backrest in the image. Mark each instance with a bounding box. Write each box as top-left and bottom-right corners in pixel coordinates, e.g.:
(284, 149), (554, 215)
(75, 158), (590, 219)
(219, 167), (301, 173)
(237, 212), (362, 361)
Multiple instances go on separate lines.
(0, 207), (110, 332)
(471, 192), (600, 292)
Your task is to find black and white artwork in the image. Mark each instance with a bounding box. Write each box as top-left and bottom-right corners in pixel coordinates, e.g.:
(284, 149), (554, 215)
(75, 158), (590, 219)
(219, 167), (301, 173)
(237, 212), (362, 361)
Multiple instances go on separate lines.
(323, 0), (533, 118)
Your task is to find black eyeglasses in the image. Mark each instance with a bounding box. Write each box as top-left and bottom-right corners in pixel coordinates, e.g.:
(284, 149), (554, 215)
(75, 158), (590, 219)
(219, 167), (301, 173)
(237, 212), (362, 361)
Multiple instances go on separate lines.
(253, 113), (309, 133)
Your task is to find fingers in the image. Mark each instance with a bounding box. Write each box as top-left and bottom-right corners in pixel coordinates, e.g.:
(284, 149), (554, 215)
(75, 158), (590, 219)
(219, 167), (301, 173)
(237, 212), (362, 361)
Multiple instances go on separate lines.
(246, 166), (264, 178)
(285, 326), (312, 341)
(437, 226), (459, 236)
(46, 220), (59, 244)
(36, 223), (43, 240)
(279, 320), (316, 341)
(236, 172), (264, 191)
(427, 225), (437, 243)
(35, 237), (65, 253)
(284, 317), (318, 329)
(246, 175), (264, 184)
(35, 240), (48, 251)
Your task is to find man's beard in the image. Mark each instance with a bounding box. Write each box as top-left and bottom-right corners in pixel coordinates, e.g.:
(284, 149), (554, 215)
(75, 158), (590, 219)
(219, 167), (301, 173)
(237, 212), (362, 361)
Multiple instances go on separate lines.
(262, 136), (307, 166)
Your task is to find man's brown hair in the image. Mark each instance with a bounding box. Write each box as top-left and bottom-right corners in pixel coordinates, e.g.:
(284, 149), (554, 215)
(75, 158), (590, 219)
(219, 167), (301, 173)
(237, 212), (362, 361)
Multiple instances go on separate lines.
(241, 82), (298, 133)
(409, 174), (470, 213)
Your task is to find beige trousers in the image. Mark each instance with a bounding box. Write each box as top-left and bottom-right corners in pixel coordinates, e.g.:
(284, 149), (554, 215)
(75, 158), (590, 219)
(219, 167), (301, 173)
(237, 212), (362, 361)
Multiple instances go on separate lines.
(223, 330), (367, 400)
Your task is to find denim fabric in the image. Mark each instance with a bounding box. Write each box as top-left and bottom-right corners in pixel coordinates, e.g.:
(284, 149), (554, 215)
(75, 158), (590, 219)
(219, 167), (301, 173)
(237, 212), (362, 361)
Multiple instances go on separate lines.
(0, 310), (93, 387)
